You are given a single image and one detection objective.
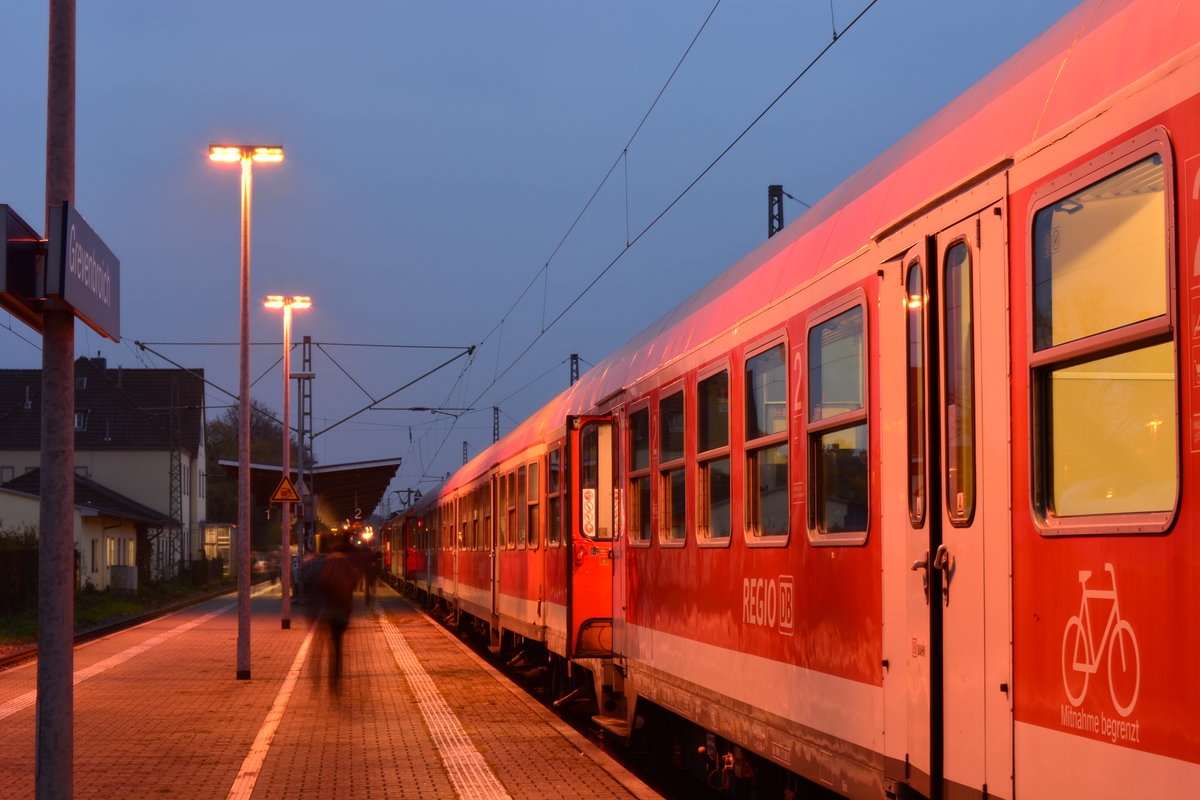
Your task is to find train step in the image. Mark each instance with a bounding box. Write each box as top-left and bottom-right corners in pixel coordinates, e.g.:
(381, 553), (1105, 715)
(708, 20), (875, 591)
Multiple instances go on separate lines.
(591, 714), (631, 739)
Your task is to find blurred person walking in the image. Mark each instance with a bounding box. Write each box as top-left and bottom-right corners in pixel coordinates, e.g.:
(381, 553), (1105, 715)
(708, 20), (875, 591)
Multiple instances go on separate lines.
(317, 540), (360, 694)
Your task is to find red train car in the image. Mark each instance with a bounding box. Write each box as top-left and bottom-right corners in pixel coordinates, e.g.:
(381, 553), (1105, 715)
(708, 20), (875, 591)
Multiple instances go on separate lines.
(394, 1), (1200, 796)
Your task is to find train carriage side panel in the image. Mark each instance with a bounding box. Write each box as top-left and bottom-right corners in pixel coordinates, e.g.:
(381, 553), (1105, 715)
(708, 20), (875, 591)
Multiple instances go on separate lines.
(1008, 42), (1200, 797)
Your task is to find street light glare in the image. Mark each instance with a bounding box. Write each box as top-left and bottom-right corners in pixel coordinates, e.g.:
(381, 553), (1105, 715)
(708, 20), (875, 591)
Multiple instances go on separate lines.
(208, 145), (241, 162)
(263, 295), (312, 310)
(207, 144), (285, 163)
(252, 147), (285, 163)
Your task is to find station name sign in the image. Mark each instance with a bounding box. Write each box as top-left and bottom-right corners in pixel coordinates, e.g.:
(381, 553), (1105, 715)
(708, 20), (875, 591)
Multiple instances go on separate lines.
(44, 202), (120, 342)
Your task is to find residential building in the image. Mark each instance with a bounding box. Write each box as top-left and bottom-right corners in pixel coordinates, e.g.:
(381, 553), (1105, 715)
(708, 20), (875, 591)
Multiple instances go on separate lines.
(0, 357), (207, 582)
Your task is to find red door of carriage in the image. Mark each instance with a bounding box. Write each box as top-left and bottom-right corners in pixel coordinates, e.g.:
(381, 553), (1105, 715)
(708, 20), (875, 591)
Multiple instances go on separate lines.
(565, 415), (615, 657)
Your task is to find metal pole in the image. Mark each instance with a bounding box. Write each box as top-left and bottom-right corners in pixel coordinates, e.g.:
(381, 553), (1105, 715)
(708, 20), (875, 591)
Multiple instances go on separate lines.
(236, 155), (253, 679)
(280, 303), (292, 629)
(38, 1), (75, 798)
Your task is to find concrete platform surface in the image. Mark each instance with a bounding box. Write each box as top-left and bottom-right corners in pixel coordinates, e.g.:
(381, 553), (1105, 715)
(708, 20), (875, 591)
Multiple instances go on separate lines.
(0, 583), (662, 800)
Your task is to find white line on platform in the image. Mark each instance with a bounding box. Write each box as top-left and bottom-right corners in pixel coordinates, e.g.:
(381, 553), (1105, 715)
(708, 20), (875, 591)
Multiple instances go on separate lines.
(0, 583), (276, 722)
(225, 624), (316, 800)
(0, 600), (238, 721)
(377, 607), (512, 800)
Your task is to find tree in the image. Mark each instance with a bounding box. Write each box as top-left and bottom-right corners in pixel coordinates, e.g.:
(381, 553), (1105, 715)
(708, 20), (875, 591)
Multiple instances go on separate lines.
(205, 400), (313, 550)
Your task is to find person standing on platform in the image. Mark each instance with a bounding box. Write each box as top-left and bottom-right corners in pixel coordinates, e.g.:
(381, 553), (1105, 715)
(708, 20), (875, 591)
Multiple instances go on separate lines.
(317, 539), (360, 694)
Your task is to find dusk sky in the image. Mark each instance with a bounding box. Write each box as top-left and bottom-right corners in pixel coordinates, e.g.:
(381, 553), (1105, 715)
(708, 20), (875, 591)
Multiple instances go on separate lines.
(1, 0), (1080, 514)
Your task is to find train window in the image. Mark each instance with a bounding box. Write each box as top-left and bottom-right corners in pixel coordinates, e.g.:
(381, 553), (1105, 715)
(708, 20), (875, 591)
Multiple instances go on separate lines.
(659, 389), (686, 544)
(698, 369), (731, 543)
(497, 475), (508, 549)
(906, 261), (927, 527)
(471, 488), (480, 550)
(527, 461), (540, 549)
(482, 482), (492, 551)
(1031, 150), (1177, 530)
(660, 390), (685, 462)
(507, 472), (517, 549)
(548, 447), (563, 547)
(628, 407), (652, 545)
(517, 466), (527, 548)
(579, 421), (615, 540)
(745, 343), (789, 541)
(944, 241), (976, 526)
(807, 304), (869, 542)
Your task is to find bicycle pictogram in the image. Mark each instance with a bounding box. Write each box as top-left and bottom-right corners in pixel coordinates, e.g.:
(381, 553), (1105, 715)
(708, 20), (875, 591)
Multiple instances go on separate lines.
(1061, 563), (1140, 717)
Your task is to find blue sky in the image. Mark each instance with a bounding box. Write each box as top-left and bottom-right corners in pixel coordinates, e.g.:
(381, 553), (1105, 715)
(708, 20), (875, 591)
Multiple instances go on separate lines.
(0, 1), (1081, 512)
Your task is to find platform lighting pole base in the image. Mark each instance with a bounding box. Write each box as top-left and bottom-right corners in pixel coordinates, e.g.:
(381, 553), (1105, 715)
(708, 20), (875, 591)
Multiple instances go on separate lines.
(281, 619), (291, 630)
(237, 670), (251, 681)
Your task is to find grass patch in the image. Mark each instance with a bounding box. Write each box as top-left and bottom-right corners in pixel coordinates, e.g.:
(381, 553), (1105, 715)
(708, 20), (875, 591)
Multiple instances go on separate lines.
(0, 577), (234, 645)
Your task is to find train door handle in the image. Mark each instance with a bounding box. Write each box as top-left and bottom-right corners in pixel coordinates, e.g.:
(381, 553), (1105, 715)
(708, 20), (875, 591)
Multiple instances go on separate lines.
(932, 544), (952, 606)
(574, 542), (587, 567)
(911, 551), (931, 604)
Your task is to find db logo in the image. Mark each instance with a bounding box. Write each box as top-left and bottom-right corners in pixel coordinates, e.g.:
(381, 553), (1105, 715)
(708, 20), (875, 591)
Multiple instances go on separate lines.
(742, 574), (794, 636)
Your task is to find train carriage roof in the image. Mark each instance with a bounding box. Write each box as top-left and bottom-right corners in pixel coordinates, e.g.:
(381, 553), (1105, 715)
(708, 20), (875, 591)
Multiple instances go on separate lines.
(444, 0), (1198, 496)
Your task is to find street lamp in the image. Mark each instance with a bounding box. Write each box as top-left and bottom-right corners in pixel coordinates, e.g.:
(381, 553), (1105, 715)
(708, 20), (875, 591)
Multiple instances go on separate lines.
(209, 143), (284, 680)
(264, 295), (311, 630)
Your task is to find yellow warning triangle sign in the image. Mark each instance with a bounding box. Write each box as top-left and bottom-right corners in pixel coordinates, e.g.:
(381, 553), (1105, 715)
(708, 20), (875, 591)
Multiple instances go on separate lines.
(270, 475), (301, 503)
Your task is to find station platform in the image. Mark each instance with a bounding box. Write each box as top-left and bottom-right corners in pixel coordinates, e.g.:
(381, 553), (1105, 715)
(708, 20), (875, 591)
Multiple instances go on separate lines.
(0, 583), (662, 800)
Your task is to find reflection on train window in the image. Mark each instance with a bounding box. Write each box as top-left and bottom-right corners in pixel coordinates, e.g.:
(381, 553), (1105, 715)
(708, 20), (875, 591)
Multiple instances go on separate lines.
(660, 390), (685, 462)
(906, 261), (926, 526)
(659, 390), (686, 543)
(547, 447), (562, 547)
(944, 241), (976, 525)
(808, 306), (868, 539)
(628, 408), (652, 544)
(527, 461), (540, 549)
(1032, 154), (1177, 525)
(661, 468), (686, 541)
(745, 343), (788, 540)
(699, 370), (731, 543)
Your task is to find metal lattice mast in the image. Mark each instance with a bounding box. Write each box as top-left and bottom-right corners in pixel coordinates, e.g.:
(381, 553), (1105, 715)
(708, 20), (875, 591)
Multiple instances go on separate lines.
(768, 185), (784, 238)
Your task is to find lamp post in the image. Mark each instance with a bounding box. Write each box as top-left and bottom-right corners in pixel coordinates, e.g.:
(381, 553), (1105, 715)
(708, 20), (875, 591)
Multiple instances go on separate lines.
(209, 143), (284, 679)
(264, 295), (310, 630)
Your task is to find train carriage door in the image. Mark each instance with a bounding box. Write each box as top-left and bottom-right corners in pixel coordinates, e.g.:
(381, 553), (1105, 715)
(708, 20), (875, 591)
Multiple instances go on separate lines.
(933, 198), (1013, 800)
(566, 415), (615, 658)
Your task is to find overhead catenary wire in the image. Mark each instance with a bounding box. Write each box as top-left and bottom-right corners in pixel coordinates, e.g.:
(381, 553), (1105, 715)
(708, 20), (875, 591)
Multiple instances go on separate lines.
(464, 0), (879, 413)
(413, 2), (880, 482)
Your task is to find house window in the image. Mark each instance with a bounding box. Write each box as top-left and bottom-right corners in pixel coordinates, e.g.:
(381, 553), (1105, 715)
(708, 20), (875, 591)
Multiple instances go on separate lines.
(0, 466), (13, 483)
(745, 343), (788, 540)
(74, 465), (90, 478)
(1032, 150), (1177, 530)
(74, 412), (87, 431)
